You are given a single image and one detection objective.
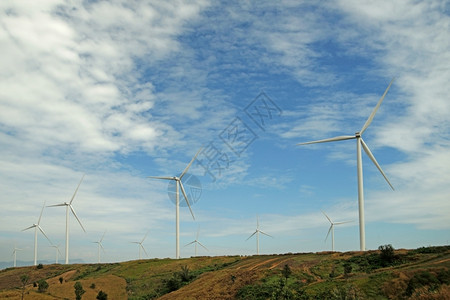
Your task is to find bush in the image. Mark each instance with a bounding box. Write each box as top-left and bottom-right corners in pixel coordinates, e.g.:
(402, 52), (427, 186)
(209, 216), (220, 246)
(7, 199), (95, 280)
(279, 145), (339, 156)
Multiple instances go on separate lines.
(59, 277), (64, 284)
(90, 283), (96, 289)
(96, 290), (108, 300)
(36, 263), (43, 269)
(74, 281), (86, 300)
(406, 271), (440, 296)
(37, 279), (49, 293)
(379, 244), (395, 266)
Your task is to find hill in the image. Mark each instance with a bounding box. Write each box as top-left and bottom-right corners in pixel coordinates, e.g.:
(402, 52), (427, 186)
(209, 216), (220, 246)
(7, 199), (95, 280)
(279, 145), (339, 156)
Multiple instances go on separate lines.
(0, 245), (449, 299)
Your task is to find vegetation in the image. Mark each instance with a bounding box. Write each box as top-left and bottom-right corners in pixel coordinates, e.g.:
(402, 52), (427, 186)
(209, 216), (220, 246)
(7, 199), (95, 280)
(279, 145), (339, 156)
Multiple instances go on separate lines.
(37, 279), (48, 293)
(0, 246), (448, 299)
(74, 281), (85, 300)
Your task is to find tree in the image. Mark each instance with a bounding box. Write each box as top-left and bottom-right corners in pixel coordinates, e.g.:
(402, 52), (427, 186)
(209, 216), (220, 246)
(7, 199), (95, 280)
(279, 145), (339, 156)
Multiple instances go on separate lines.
(96, 290), (108, 300)
(74, 281), (85, 300)
(37, 279), (49, 293)
(20, 275), (29, 300)
(281, 264), (292, 285)
(379, 244), (395, 266)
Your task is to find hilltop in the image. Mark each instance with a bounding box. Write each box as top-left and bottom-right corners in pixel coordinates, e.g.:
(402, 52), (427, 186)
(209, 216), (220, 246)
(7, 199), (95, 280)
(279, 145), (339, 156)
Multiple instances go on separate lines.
(1, 245), (449, 299)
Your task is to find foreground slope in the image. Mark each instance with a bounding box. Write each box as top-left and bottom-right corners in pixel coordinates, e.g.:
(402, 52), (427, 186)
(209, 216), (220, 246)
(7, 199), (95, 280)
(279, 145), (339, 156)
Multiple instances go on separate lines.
(0, 246), (449, 299)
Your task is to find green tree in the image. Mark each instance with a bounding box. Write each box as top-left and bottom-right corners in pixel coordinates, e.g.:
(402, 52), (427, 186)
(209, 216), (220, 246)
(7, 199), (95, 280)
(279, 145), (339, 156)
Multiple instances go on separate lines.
(37, 279), (49, 293)
(379, 244), (395, 266)
(74, 281), (85, 300)
(96, 290), (108, 300)
(179, 265), (192, 282)
(20, 275), (29, 300)
(281, 264), (292, 284)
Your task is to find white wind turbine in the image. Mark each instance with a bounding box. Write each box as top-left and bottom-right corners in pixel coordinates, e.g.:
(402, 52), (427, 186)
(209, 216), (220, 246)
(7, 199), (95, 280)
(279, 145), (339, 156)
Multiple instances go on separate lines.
(297, 79), (395, 251)
(22, 201), (52, 265)
(50, 244), (62, 264)
(322, 211), (351, 252)
(148, 147), (202, 259)
(48, 175), (86, 264)
(93, 231), (106, 263)
(131, 232), (148, 260)
(246, 216), (273, 255)
(185, 227), (208, 257)
(12, 245), (22, 267)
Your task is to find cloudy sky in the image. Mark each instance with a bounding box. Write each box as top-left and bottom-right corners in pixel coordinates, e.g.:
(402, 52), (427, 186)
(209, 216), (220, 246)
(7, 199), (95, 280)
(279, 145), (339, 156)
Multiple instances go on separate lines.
(1, 0), (449, 265)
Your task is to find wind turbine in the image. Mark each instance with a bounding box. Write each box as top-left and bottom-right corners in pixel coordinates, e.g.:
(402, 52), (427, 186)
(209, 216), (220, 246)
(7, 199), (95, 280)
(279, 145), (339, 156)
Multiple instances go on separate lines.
(50, 244), (62, 264)
(48, 175), (86, 264)
(185, 227), (208, 257)
(246, 216), (272, 255)
(12, 245), (22, 267)
(148, 147), (202, 259)
(22, 201), (52, 265)
(93, 231), (106, 263)
(131, 232), (148, 260)
(297, 79), (395, 251)
(322, 211), (351, 252)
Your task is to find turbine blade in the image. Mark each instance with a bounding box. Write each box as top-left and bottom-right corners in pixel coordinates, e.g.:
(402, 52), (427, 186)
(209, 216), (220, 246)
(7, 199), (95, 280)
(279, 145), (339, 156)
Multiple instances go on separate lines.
(100, 243), (105, 252)
(141, 245), (148, 257)
(185, 241), (196, 247)
(47, 203), (67, 207)
(325, 225), (332, 242)
(69, 205), (86, 232)
(179, 182), (195, 220)
(100, 231), (106, 242)
(246, 231), (257, 241)
(297, 135), (355, 146)
(38, 225), (52, 244)
(321, 210), (332, 224)
(70, 174), (85, 204)
(22, 225), (36, 231)
(360, 78), (395, 134)
(259, 231), (273, 238)
(180, 147), (203, 179)
(196, 227), (200, 240)
(197, 241), (209, 251)
(38, 201), (46, 225)
(141, 231), (149, 243)
(334, 221), (352, 225)
(360, 139), (395, 190)
(257, 215), (259, 229)
(147, 176), (174, 181)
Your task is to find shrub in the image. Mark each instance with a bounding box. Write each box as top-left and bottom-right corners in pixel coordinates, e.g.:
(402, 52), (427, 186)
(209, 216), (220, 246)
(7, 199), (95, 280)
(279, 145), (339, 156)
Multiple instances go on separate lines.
(406, 271), (440, 296)
(59, 277), (64, 284)
(36, 263), (43, 269)
(379, 244), (395, 266)
(96, 290), (108, 300)
(74, 281), (86, 300)
(90, 283), (96, 289)
(37, 279), (49, 293)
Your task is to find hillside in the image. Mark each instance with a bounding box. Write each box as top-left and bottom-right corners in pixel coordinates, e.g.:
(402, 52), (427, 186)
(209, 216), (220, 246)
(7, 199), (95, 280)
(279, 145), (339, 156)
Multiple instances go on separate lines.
(1, 245), (449, 299)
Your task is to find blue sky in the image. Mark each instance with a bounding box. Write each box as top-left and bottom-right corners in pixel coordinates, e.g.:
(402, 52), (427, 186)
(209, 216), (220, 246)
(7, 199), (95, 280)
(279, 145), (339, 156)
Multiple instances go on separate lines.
(1, 0), (449, 265)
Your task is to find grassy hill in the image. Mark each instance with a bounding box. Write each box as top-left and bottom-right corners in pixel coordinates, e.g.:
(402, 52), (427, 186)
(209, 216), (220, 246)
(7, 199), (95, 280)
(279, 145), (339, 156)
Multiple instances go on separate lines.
(1, 245), (449, 299)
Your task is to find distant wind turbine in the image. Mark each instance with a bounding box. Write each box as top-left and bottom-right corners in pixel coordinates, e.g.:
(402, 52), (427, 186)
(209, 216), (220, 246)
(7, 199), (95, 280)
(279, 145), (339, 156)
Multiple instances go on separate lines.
(246, 215), (272, 255)
(48, 174), (86, 264)
(22, 201), (52, 265)
(185, 227), (208, 257)
(93, 231), (106, 263)
(131, 232), (149, 260)
(297, 79), (395, 251)
(50, 244), (62, 264)
(12, 245), (22, 267)
(148, 147), (202, 259)
(322, 211), (351, 252)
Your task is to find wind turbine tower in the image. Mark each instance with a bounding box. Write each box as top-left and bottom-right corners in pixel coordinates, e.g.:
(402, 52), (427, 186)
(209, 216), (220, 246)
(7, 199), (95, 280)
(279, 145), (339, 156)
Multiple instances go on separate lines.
(148, 147), (202, 259)
(185, 227), (208, 256)
(48, 175), (86, 264)
(132, 232), (149, 260)
(246, 215), (272, 255)
(322, 211), (351, 252)
(298, 79), (395, 251)
(93, 231), (106, 263)
(22, 201), (52, 265)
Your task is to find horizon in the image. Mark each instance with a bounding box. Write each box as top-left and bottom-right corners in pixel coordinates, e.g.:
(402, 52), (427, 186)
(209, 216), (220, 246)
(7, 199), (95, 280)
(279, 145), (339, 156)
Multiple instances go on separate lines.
(1, 1), (449, 265)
